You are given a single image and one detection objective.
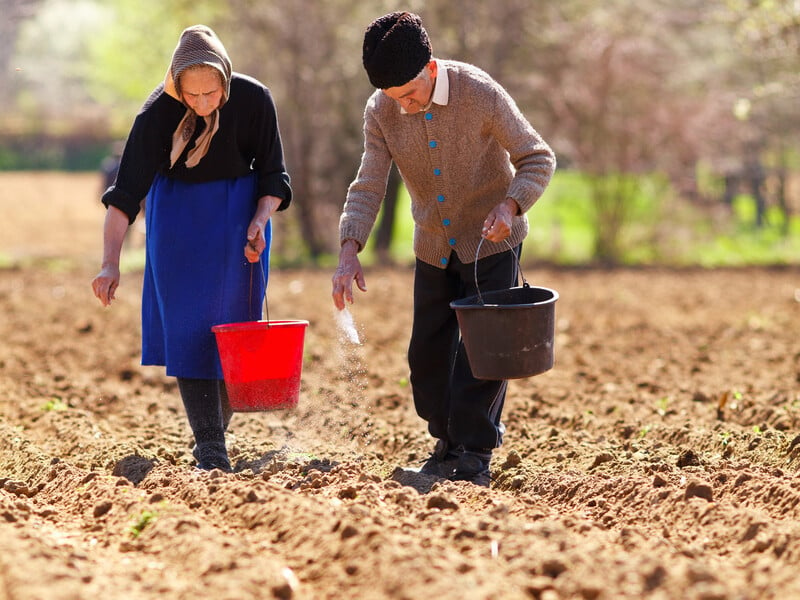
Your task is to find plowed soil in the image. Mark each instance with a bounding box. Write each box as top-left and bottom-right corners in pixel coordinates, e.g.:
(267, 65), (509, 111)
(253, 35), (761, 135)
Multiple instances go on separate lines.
(1, 172), (799, 600)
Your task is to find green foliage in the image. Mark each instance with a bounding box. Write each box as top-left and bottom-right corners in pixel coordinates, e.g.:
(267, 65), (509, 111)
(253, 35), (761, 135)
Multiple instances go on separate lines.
(526, 172), (597, 265)
(5, 1), (799, 267)
(348, 169), (800, 268)
(0, 141), (109, 171)
(674, 197), (800, 267)
(83, 0), (224, 133)
(525, 171), (669, 265)
(363, 183), (416, 265)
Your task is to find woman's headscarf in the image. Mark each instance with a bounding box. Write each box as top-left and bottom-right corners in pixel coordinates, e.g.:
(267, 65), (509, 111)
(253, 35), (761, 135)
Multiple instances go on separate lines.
(164, 25), (232, 169)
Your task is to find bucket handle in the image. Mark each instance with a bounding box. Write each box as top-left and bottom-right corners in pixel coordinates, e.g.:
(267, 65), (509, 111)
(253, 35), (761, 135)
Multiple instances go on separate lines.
(473, 237), (528, 305)
(249, 260), (270, 324)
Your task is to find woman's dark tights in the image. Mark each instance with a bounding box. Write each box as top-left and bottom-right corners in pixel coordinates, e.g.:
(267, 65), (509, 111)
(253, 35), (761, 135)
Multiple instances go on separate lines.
(177, 378), (233, 470)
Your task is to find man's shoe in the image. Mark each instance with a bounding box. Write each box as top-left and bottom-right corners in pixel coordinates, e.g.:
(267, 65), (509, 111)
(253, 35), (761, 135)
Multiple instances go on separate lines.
(450, 449), (492, 487)
(194, 441), (232, 473)
(417, 439), (461, 478)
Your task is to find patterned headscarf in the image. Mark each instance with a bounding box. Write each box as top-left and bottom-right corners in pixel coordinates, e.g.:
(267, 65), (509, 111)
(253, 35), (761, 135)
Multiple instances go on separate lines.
(163, 25), (232, 169)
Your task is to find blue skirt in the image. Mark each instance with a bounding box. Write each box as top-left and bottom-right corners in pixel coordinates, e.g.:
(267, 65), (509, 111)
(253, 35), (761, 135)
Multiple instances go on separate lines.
(141, 173), (271, 378)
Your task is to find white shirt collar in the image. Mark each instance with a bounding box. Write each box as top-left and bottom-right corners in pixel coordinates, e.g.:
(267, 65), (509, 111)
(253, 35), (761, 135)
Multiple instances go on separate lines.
(400, 60), (449, 114)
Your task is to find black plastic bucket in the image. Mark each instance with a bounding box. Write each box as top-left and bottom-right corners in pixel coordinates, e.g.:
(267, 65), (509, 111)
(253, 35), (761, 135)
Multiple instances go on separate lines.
(451, 284), (557, 380)
(450, 240), (558, 380)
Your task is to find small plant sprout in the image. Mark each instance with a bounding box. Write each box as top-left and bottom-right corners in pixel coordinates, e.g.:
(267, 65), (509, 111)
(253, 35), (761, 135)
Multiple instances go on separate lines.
(656, 397), (670, 416)
(639, 425), (652, 438)
(42, 398), (68, 412)
(752, 425), (763, 435)
(719, 431), (732, 447)
(129, 510), (157, 538)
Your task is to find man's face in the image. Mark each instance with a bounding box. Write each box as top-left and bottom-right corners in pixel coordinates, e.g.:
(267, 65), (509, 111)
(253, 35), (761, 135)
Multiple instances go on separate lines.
(382, 61), (437, 114)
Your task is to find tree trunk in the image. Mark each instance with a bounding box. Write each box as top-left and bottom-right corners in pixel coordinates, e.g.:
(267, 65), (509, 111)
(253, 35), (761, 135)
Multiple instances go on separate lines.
(374, 164), (401, 265)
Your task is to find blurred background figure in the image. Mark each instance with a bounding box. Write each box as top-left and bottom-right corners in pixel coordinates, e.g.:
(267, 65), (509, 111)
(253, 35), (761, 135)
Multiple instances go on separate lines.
(99, 140), (146, 248)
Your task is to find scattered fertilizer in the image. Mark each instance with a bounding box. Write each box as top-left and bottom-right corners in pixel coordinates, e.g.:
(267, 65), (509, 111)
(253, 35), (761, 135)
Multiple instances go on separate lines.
(335, 307), (361, 345)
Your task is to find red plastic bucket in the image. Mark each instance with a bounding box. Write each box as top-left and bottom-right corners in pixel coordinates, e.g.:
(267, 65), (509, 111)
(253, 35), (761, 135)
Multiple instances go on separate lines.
(211, 320), (309, 411)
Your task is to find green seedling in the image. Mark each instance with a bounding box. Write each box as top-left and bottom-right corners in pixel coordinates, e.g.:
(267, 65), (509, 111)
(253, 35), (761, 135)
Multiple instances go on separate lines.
(719, 431), (732, 447)
(287, 451), (318, 462)
(129, 510), (157, 538)
(639, 425), (652, 438)
(42, 398), (68, 412)
(656, 397), (670, 416)
(752, 425), (763, 435)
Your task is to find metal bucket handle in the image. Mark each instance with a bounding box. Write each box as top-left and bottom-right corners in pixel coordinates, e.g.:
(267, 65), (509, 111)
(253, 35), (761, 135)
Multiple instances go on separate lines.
(249, 259), (270, 324)
(473, 237), (528, 305)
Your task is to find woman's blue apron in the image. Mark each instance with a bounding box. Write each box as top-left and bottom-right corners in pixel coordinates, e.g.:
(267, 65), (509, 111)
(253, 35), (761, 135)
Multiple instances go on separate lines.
(141, 173), (271, 378)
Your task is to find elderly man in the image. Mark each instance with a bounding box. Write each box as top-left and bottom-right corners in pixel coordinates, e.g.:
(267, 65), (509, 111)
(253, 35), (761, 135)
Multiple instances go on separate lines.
(332, 12), (556, 486)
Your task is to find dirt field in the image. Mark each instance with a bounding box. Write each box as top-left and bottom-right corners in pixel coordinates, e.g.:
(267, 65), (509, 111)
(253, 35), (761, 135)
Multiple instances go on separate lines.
(1, 172), (799, 600)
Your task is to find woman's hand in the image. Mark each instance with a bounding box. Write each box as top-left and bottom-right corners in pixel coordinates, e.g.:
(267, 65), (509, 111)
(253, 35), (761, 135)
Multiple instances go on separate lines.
(92, 264), (121, 306)
(244, 226), (266, 263)
(245, 195), (282, 262)
(91, 206), (129, 306)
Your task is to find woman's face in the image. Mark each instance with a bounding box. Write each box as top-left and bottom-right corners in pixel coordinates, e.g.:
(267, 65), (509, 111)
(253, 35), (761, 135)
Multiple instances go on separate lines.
(179, 66), (224, 116)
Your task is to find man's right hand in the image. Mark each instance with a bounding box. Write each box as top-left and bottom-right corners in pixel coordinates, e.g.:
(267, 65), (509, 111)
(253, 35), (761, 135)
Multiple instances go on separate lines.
(331, 239), (367, 310)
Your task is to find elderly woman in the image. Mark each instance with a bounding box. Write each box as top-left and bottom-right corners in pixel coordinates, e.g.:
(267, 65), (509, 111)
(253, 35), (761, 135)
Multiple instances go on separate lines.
(92, 25), (292, 472)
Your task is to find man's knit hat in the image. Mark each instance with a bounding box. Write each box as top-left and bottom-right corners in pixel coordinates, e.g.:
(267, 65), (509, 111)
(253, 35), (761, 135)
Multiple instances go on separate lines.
(362, 12), (431, 89)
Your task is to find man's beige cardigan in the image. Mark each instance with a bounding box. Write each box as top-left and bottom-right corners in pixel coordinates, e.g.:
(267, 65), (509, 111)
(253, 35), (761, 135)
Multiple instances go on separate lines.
(340, 60), (556, 268)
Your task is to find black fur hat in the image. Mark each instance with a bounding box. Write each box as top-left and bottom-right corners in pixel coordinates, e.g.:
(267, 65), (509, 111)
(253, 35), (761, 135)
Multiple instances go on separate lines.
(362, 12), (432, 89)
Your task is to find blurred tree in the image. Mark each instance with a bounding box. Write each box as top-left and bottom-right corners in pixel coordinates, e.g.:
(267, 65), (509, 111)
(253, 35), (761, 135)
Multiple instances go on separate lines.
(520, 0), (730, 261)
(220, 0), (397, 263)
(373, 164), (402, 263)
(4, 0), (800, 261)
(14, 0), (107, 123)
(83, 0), (222, 133)
(721, 0), (800, 232)
(0, 0), (42, 110)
